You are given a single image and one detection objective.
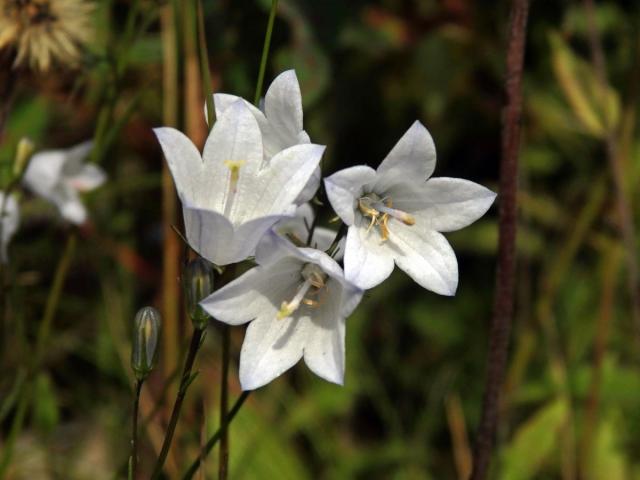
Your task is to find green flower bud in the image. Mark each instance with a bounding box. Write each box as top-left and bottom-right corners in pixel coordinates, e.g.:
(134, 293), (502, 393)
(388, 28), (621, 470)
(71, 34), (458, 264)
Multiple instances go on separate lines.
(131, 306), (161, 380)
(183, 257), (215, 329)
(13, 137), (35, 178)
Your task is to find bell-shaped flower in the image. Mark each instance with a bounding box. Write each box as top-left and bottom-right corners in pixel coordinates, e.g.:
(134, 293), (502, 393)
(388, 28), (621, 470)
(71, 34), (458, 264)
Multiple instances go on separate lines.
(22, 141), (106, 225)
(200, 231), (363, 390)
(0, 192), (19, 263)
(211, 70), (320, 203)
(324, 121), (496, 294)
(274, 203), (345, 260)
(155, 100), (325, 266)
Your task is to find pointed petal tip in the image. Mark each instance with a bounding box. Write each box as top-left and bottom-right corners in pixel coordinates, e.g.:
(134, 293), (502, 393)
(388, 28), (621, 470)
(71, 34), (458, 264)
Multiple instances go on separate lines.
(274, 69), (299, 84)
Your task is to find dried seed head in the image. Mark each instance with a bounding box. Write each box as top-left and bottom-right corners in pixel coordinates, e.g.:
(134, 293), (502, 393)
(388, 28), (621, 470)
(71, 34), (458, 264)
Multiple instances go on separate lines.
(0, 0), (94, 71)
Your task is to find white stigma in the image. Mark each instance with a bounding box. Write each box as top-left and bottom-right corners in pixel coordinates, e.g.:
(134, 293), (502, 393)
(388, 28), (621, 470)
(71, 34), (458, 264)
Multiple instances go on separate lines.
(277, 264), (328, 320)
(223, 160), (245, 217)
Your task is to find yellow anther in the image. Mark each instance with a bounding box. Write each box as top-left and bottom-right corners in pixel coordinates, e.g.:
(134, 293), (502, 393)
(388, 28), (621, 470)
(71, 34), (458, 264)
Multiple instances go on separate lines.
(402, 215), (416, 226)
(380, 214), (390, 242)
(358, 194), (415, 242)
(277, 301), (296, 320)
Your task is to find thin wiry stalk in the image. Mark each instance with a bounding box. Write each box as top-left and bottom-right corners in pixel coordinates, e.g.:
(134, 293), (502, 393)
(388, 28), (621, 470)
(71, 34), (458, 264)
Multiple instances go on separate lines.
(196, 0), (215, 129)
(151, 327), (205, 479)
(130, 379), (144, 479)
(254, 0), (279, 106)
(470, 1), (530, 479)
(182, 392), (251, 480)
(218, 325), (230, 480)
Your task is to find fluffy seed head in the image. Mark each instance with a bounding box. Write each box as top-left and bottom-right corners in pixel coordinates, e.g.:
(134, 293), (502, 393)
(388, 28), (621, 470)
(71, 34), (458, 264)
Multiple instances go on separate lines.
(0, 0), (94, 71)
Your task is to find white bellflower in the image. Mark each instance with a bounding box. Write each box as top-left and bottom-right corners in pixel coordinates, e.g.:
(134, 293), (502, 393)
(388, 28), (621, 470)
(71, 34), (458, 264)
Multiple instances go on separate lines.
(201, 232), (363, 390)
(325, 121), (496, 294)
(155, 100), (324, 266)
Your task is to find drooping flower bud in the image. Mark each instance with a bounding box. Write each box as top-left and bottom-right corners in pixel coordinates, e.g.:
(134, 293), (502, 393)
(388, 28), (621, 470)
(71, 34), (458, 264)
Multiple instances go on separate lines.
(131, 306), (161, 381)
(13, 137), (35, 178)
(183, 257), (215, 329)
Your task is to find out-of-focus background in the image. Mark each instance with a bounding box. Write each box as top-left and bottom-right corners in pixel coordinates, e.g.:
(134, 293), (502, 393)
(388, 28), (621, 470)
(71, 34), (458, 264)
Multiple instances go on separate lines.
(1, 0), (639, 478)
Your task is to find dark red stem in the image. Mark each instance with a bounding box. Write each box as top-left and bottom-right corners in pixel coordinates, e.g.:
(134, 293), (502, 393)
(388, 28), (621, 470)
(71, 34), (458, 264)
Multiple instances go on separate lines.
(470, 1), (530, 479)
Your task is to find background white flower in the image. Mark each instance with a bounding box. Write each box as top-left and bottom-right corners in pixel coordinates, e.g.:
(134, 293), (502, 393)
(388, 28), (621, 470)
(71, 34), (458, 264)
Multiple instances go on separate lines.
(156, 100), (325, 266)
(212, 70), (321, 203)
(0, 192), (20, 264)
(275, 203), (345, 260)
(200, 232), (363, 390)
(22, 141), (106, 225)
(325, 121), (496, 294)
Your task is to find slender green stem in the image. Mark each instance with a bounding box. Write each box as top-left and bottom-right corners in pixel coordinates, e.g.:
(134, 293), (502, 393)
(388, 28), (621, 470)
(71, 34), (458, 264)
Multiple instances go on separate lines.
(182, 391), (251, 480)
(33, 235), (77, 369)
(151, 327), (205, 479)
(130, 379), (144, 479)
(195, 0), (215, 129)
(218, 325), (231, 480)
(253, 0), (279, 106)
(0, 382), (30, 476)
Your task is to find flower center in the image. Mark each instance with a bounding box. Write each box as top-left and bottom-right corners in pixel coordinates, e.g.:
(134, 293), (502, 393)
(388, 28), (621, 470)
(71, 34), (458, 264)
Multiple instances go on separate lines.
(358, 193), (415, 242)
(223, 160), (246, 217)
(277, 264), (328, 319)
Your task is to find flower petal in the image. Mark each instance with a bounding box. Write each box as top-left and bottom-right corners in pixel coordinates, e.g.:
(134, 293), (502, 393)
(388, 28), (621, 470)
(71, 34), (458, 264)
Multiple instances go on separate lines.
(295, 165), (321, 204)
(52, 188), (87, 225)
(231, 144), (325, 223)
(233, 213), (295, 263)
(61, 141), (93, 174)
(324, 166), (377, 226)
(203, 100), (264, 213)
(67, 164), (107, 192)
(310, 227), (343, 258)
(0, 193), (19, 264)
(153, 127), (207, 205)
(410, 177), (496, 232)
(375, 121), (436, 190)
(23, 151), (67, 197)
(343, 218), (395, 289)
(391, 224), (458, 295)
(302, 285), (346, 385)
(255, 228), (306, 266)
(239, 313), (308, 390)
(182, 205), (235, 265)
(200, 259), (301, 325)
(212, 93), (268, 131)
(263, 70), (304, 156)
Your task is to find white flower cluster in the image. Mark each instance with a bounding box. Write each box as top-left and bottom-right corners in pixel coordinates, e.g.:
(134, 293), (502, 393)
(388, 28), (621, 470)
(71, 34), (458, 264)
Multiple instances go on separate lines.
(155, 70), (496, 391)
(1, 141), (106, 263)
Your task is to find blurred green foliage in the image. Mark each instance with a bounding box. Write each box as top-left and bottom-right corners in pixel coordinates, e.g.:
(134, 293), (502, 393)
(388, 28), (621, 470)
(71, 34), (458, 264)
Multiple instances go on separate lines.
(1, 0), (640, 479)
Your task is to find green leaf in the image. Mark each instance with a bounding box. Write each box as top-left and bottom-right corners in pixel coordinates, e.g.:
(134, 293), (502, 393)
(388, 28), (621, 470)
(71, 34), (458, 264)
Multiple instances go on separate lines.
(549, 32), (621, 137)
(589, 414), (628, 480)
(500, 398), (568, 480)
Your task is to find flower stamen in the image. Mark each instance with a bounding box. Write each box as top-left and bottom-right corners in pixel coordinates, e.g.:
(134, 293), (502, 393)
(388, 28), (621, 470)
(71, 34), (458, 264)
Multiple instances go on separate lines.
(358, 194), (415, 242)
(277, 264), (328, 320)
(223, 159), (246, 217)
